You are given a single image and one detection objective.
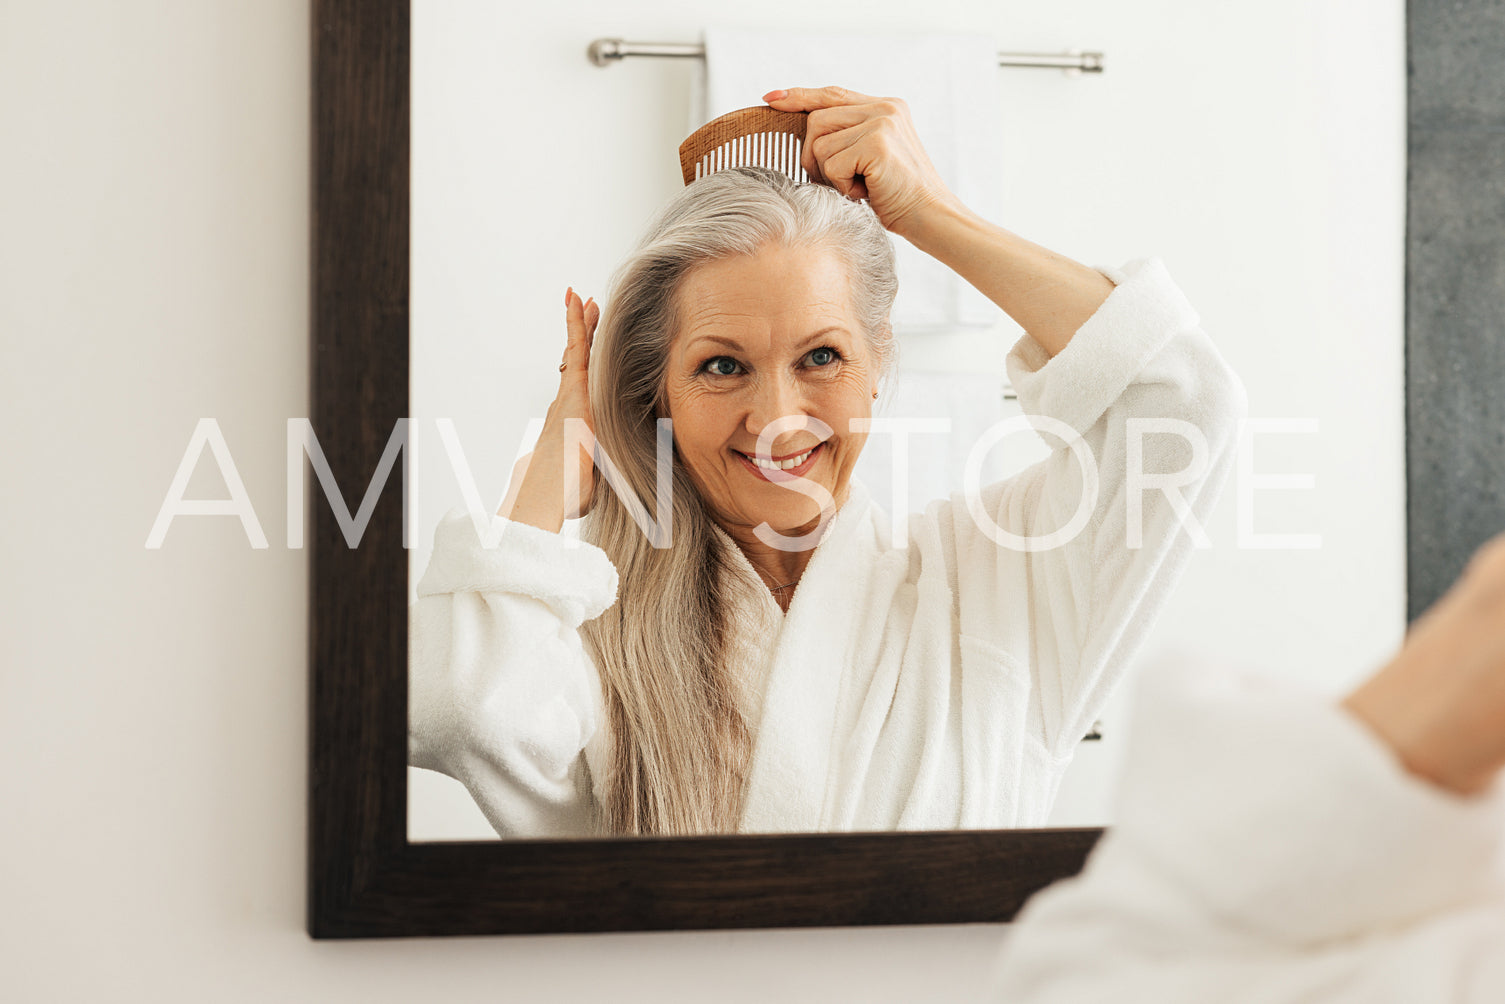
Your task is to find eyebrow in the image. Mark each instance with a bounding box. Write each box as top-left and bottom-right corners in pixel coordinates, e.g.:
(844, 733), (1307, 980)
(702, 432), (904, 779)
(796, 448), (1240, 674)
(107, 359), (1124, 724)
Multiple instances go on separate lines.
(685, 327), (850, 354)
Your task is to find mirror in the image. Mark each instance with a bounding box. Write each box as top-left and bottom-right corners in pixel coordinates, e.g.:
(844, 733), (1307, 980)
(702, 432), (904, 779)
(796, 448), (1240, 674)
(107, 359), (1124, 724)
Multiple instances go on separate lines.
(404, 1), (1405, 842)
(307, 0), (1411, 938)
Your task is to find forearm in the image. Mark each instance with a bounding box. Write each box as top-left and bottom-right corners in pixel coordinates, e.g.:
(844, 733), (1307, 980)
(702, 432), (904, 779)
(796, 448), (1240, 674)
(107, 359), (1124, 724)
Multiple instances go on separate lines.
(951, 259), (1245, 751)
(1339, 535), (1505, 798)
(900, 200), (1114, 358)
(498, 452), (565, 534)
(1341, 642), (1505, 797)
(497, 438), (589, 535)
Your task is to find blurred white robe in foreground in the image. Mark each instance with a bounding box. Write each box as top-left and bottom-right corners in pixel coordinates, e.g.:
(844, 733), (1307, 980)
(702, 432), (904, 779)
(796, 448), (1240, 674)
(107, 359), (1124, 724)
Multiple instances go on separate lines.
(990, 651), (1505, 1003)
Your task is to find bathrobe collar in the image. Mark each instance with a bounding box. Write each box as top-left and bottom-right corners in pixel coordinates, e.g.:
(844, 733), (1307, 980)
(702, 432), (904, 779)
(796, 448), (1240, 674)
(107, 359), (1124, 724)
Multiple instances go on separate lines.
(709, 478), (882, 831)
(708, 477), (876, 618)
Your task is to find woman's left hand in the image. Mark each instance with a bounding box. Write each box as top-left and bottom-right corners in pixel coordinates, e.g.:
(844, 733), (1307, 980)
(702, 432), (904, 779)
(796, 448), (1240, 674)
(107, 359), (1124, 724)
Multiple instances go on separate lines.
(763, 85), (962, 240)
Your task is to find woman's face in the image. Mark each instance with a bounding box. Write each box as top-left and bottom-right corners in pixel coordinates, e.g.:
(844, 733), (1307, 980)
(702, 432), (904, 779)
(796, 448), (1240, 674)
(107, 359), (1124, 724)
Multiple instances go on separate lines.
(663, 243), (879, 542)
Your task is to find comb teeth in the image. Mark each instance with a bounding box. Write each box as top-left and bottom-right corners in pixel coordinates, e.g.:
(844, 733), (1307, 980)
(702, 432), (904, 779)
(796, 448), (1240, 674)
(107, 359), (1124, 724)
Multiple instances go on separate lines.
(697, 131), (807, 182)
(680, 108), (812, 186)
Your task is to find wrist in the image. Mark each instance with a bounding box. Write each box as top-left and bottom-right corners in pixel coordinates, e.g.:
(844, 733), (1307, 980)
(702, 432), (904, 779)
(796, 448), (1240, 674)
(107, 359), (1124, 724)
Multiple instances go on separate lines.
(503, 497), (565, 536)
(501, 453), (567, 534)
(1340, 686), (1494, 797)
(891, 195), (989, 259)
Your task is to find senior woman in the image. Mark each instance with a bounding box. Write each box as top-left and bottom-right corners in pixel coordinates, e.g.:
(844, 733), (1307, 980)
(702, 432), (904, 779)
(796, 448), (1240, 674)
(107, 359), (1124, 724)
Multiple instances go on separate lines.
(409, 86), (1248, 838)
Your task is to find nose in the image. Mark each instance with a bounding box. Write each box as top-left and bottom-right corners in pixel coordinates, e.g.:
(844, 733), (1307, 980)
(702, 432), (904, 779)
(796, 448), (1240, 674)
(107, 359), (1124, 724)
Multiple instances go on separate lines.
(745, 373), (809, 447)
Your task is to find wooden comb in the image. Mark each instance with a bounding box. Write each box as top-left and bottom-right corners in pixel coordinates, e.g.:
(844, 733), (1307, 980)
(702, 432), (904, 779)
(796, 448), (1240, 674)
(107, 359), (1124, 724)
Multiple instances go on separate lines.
(678, 107), (810, 186)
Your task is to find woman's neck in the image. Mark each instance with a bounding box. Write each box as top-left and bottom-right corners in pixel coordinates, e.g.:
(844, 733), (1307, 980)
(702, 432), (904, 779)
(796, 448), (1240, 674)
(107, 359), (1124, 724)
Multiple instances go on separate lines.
(714, 483), (849, 600)
(733, 535), (814, 595)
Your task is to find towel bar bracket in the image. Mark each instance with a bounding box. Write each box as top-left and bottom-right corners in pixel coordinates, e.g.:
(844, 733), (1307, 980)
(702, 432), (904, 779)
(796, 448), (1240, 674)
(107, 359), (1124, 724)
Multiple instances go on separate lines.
(587, 38), (1104, 75)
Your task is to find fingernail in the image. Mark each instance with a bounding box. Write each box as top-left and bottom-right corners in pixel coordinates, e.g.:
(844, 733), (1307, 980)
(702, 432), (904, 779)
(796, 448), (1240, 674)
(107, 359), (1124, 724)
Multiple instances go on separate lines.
(763, 89), (786, 102)
(565, 286), (573, 307)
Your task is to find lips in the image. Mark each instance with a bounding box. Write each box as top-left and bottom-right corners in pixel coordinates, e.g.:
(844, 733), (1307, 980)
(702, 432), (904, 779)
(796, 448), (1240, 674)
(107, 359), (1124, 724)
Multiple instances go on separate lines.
(734, 442), (825, 479)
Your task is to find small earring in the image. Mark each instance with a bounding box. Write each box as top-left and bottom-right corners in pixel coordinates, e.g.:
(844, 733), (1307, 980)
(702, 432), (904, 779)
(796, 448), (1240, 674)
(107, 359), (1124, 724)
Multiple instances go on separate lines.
(872, 389), (879, 399)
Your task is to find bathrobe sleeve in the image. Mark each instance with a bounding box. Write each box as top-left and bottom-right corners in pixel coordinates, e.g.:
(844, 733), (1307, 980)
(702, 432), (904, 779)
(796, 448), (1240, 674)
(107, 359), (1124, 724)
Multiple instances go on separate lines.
(408, 511), (618, 838)
(988, 652), (1505, 1003)
(947, 256), (1247, 755)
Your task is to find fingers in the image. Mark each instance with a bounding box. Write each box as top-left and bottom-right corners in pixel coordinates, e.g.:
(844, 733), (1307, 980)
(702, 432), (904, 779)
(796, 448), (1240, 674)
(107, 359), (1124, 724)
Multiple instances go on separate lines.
(822, 150), (869, 201)
(805, 118), (885, 199)
(802, 112), (874, 189)
(763, 85), (879, 111)
(584, 298), (600, 350)
(562, 287), (596, 380)
(779, 93), (905, 195)
(799, 105), (872, 184)
(805, 100), (905, 133)
(763, 86), (876, 185)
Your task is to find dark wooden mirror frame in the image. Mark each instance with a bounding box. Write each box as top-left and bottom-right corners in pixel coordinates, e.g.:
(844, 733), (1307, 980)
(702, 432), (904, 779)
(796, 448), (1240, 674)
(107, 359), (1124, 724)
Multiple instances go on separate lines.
(307, 0), (1102, 939)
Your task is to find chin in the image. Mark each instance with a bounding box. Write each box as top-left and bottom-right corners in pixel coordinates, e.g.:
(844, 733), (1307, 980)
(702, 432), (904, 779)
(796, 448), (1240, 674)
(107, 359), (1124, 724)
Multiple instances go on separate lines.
(755, 489), (837, 526)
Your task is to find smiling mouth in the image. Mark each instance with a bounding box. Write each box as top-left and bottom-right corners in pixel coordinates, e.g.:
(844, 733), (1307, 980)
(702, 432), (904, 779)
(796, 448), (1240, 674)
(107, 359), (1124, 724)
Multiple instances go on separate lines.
(735, 442), (824, 477)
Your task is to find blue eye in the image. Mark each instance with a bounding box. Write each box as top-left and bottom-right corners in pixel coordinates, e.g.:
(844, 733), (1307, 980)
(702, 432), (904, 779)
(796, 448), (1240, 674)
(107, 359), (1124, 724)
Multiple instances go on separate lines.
(807, 346), (840, 367)
(703, 356), (742, 377)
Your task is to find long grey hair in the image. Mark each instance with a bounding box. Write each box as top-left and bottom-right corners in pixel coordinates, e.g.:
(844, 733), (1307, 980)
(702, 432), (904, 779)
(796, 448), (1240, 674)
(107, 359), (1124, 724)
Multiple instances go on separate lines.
(578, 166), (898, 835)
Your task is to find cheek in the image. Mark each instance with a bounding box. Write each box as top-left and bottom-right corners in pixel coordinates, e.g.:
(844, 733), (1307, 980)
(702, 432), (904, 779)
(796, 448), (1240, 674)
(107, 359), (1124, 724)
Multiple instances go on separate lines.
(816, 378), (874, 437)
(667, 385), (734, 457)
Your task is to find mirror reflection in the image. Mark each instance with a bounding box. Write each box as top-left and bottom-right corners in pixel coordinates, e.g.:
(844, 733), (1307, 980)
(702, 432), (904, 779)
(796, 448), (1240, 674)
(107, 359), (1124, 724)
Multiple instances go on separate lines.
(408, 4), (1406, 840)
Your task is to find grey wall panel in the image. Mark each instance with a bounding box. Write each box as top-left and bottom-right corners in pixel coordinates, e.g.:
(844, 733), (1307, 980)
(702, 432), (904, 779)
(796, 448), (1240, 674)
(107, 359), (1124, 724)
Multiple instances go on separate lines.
(1407, 0), (1505, 619)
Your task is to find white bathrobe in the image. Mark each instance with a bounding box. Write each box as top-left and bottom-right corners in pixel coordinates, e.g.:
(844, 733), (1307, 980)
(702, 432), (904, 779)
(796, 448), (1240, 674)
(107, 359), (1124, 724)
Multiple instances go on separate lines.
(408, 257), (1248, 837)
(989, 651), (1505, 1003)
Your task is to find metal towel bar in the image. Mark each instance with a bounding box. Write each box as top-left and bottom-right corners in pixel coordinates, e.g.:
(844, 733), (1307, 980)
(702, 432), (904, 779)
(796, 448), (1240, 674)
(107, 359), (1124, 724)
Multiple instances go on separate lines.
(587, 39), (1104, 75)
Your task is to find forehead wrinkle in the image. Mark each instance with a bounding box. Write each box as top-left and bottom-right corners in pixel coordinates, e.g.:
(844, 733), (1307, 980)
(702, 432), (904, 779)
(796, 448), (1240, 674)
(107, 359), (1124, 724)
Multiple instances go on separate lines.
(687, 288), (850, 319)
(671, 245), (862, 362)
(678, 303), (855, 356)
(680, 304), (768, 338)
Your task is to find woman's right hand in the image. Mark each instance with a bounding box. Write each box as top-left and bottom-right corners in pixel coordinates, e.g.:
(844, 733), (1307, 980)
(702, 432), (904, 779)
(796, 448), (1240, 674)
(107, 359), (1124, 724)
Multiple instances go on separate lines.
(497, 288), (601, 532)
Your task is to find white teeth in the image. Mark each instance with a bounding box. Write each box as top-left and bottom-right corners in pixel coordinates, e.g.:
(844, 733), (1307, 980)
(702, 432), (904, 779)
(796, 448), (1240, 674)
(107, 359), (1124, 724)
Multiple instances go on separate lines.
(749, 447), (815, 471)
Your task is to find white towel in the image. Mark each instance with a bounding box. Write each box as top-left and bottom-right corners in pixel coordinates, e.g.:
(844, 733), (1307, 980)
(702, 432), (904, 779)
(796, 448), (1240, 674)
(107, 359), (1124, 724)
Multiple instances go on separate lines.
(692, 28), (1003, 333)
(853, 371), (1020, 523)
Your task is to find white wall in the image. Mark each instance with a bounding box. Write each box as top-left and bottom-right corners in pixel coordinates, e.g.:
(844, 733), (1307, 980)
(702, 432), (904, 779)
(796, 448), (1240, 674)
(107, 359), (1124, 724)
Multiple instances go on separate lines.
(3, 2), (1401, 1002)
(409, 0), (1408, 838)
